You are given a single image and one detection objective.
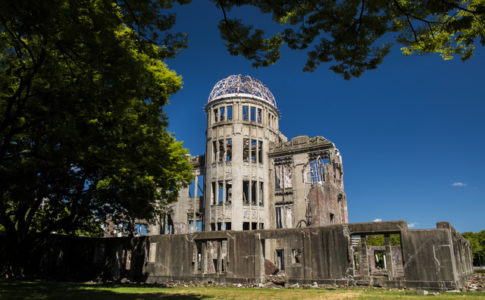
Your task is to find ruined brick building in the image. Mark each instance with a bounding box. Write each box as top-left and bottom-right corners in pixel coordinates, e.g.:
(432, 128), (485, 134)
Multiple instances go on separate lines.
(147, 74), (347, 236)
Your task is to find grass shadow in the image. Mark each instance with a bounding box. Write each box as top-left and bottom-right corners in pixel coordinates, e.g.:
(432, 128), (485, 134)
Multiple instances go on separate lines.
(0, 281), (212, 300)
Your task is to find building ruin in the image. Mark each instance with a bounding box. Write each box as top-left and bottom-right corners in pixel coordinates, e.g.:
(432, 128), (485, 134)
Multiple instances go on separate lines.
(133, 74), (348, 237)
(94, 74), (473, 289)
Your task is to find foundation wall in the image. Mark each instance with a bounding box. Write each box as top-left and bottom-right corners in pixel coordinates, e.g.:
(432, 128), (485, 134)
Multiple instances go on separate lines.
(5, 221), (472, 290)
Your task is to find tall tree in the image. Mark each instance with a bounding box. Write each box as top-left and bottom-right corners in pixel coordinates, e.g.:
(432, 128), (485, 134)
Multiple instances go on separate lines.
(0, 0), (192, 277)
(214, 0), (485, 79)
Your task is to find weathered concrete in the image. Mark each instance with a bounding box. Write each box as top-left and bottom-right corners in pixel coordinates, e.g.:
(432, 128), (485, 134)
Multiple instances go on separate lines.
(10, 221), (471, 290)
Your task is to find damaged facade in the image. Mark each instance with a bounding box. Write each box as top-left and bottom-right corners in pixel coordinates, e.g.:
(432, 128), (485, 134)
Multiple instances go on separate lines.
(96, 75), (473, 290)
(135, 74), (348, 237)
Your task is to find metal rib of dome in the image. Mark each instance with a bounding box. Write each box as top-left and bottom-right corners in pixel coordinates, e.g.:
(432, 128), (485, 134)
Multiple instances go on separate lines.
(208, 75), (276, 107)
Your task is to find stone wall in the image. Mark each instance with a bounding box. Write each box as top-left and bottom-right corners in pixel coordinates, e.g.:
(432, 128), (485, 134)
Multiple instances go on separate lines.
(3, 221), (472, 290)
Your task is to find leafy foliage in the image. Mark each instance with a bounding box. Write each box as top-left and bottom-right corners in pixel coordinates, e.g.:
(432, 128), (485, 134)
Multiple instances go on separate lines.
(214, 0), (485, 79)
(0, 0), (193, 275)
(463, 230), (485, 266)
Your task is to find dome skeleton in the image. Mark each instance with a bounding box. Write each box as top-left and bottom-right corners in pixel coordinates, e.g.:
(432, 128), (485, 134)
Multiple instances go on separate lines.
(208, 74), (277, 107)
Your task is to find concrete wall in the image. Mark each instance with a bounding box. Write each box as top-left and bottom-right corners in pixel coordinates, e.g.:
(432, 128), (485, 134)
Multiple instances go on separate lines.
(9, 221), (472, 290)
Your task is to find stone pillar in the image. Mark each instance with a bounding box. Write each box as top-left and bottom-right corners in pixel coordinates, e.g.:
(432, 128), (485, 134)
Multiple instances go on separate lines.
(360, 235), (370, 277)
(385, 234), (394, 279)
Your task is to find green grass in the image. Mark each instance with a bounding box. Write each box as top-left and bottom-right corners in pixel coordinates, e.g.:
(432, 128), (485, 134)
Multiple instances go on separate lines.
(0, 281), (484, 300)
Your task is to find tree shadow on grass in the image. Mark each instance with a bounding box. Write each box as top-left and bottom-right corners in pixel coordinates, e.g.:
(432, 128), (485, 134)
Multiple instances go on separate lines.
(0, 281), (212, 300)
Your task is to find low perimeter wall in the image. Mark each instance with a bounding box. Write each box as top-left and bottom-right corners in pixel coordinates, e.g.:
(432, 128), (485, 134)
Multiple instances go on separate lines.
(1, 221), (473, 290)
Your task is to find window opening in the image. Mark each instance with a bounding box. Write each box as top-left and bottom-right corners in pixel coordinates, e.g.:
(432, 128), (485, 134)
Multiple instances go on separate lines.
(243, 138), (249, 162)
(259, 223), (264, 229)
(374, 250), (386, 269)
(276, 207), (282, 228)
(276, 249), (285, 271)
(258, 140), (263, 164)
(292, 249), (302, 264)
(309, 157), (328, 184)
(242, 105), (249, 121)
(210, 223), (216, 231)
(251, 222), (257, 230)
(225, 180), (232, 204)
(188, 180), (196, 197)
(243, 181), (249, 205)
(218, 181), (223, 205)
(219, 139), (224, 162)
(250, 107), (256, 122)
(227, 106), (233, 120)
(225, 139), (232, 162)
(257, 108), (262, 123)
(217, 222), (222, 231)
(213, 109), (218, 123)
(330, 213), (335, 224)
(219, 107), (225, 121)
(197, 175), (204, 197)
(225, 222), (231, 230)
(243, 222), (250, 230)
(251, 139), (257, 163)
(259, 182), (264, 206)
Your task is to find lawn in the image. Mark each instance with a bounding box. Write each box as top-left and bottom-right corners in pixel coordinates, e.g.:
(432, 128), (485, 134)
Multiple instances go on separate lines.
(1, 281), (484, 300)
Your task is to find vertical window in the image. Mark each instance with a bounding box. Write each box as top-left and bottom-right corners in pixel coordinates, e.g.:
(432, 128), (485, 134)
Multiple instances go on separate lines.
(243, 138), (249, 162)
(217, 222), (222, 231)
(212, 141), (217, 162)
(251, 139), (257, 163)
(268, 113), (272, 128)
(259, 182), (264, 206)
(218, 181), (223, 205)
(210, 223), (216, 231)
(225, 180), (232, 204)
(225, 222), (231, 230)
(219, 107), (225, 121)
(243, 181), (249, 205)
(258, 140), (263, 164)
(227, 106), (233, 120)
(211, 182), (216, 205)
(218, 139), (224, 162)
(213, 109), (218, 123)
(257, 108), (262, 123)
(330, 213), (335, 224)
(242, 106), (249, 121)
(250, 107), (256, 122)
(197, 175), (204, 197)
(276, 207), (282, 228)
(251, 222), (257, 230)
(225, 139), (232, 162)
(276, 249), (285, 270)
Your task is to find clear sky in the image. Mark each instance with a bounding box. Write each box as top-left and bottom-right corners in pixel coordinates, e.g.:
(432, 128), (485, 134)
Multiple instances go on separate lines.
(164, 1), (485, 233)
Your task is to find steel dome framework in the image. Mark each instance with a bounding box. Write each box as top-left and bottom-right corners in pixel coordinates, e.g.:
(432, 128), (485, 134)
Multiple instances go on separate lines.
(208, 74), (277, 107)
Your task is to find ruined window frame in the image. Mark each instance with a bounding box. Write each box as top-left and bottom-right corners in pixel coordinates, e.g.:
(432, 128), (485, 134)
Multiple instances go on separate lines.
(225, 138), (232, 162)
(219, 106), (225, 121)
(243, 138), (249, 162)
(227, 105), (233, 120)
(242, 105), (249, 121)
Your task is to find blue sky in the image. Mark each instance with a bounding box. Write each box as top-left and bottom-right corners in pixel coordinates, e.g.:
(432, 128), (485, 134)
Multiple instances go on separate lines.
(164, 1), (485, 233)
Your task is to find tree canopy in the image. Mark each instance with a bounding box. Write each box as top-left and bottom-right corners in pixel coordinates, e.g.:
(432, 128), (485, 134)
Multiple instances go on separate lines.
(0, 0), (193, 276)
(463, 230), (485, 266)
(214, 0), (485, 79)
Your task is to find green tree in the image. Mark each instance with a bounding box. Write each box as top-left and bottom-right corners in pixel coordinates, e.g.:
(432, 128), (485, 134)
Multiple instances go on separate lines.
(214, 0), (485, 79)
(0, 0), (192, 277)
(463, 230), (485, 266)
